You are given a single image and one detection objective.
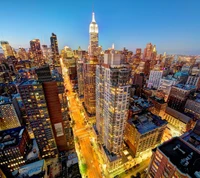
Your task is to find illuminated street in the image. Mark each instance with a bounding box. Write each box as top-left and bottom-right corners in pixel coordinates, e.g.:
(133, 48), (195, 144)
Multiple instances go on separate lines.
(61, 59), (102, 178)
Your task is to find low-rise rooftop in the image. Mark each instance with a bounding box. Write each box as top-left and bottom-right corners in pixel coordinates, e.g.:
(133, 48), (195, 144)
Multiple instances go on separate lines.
(159, 137), (200, 178)
(174, 84), (196, 90)
(0, 126), (25, 150)
(149, 96), (166, 104)
(131, 96), (153, 110)
(128, 112), (167, 134)
(0, 96), (11, 105)
(102, 146), (120, 162)
(12, 159), (45, 178)
(19, 79), (39, 86)
(165, 107), (192, 124)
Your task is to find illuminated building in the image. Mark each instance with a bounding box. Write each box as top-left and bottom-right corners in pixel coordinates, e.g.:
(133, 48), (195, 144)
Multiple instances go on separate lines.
(143, 43), (157, 61)
(185, 96), (200, 120)
(0, 41), (14, 58)
(18, 48), (28, 60)
(96, 47), (131, 170)
(89, 12), (99, 56)
(125, 112), (167, 157)
(0, 127), (31, 173)
(158, 76), (179, 101)
(149, 96), (167, 116)
(42, 45), (52, 62)
(0, 96), (22, 131)
(18, 79), (58, 158)
(30, 39), (42, 61)
(147, 63), (163, 89)
(35, 65), (73, 151)
(147, 136), (200, 178)
(83, 55), (98, 115)
(77, 59), (84, 97)
(163, 107), (193, 135)
(168, 84), (196, 111)
(50, 33), (59, 63)
(83, 12), (100, 115)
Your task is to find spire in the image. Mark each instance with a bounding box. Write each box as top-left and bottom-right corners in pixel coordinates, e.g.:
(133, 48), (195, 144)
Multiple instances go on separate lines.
(112, 43), (115, 49)
(92, 12), (96, 22)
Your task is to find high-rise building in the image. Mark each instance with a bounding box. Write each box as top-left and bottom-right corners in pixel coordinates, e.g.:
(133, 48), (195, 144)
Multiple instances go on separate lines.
(35, 65), (74, 151)
(143, 43), (157, 61)
(30, 39), (42, 61)
(0, 96), (22, 131)
(0, 41), (14, 58)
(125, 112), (167, 157)
(77, 59), (84, 98)
(18, 79), (58, 158)
(50, 33), (59, 63)
(18, 48), (28, 60)
(89, 12), (99, 56)
(83, 12), (100, 115)
(96, 48), (131, 170)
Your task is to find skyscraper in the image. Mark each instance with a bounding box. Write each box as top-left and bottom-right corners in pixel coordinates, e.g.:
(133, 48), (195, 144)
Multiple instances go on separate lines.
(30, 39), (42, 61)
(89, 12), (99, 56)
(83, 12), (99, 115)
(50, 33), (59, 63)
(0, 41), (14, 58)
(96, 47), (131, 170)
(18, 80), (58, 158)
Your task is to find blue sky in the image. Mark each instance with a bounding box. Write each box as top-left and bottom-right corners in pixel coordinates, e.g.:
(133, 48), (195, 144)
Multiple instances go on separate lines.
(0, 0), (200, 54)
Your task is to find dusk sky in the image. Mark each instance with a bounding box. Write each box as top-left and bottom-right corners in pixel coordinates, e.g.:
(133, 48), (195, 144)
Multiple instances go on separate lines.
(1, 0), (200, 55)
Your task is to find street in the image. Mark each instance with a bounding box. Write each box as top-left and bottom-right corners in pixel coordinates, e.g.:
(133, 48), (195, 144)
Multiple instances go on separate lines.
(61, 61), (102, 178)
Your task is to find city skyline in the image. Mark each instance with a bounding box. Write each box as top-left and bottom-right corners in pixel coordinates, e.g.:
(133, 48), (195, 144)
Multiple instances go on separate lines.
(0, 0), (200, 55)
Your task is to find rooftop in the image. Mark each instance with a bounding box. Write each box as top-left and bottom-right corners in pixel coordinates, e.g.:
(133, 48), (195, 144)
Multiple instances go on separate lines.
(128, 112), (167, 134)
(159, 137), (200, 177)
(181, 121), (200, 151)
(174, 84), (196, 90)
(19, 79), (39, 86)
(12, 159), (45, 178)
(0, 96), (11, 105)
(149, 96), (166, 104)
(0, 126), (25, 150)
(165, 107), (192, 124)
(131, 96), (153, 110)
(102, 146), (120, 162)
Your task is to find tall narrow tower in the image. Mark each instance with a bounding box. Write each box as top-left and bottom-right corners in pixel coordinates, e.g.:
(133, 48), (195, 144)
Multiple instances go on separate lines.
(89, 12), (99, 56)
(50, 33), (59, 63)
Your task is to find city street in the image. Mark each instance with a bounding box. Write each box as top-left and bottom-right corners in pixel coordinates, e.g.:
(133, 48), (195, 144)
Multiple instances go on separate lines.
(61, 60), (102, 178)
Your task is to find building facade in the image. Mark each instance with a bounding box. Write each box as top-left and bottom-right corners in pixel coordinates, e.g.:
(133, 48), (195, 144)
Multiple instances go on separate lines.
(89, 12), (99, 56)
(0, 127), (31, 172)
(125, 112), (167, 157)
(30, 39), (42, 62)
(168, 84), (196, 112)
(0, 97), (22, 131)
(96, 49), (131, 154)
(147, 67), (163, 89)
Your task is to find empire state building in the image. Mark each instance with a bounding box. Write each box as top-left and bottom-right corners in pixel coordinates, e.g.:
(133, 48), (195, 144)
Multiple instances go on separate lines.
(89, 12), (99, 56)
